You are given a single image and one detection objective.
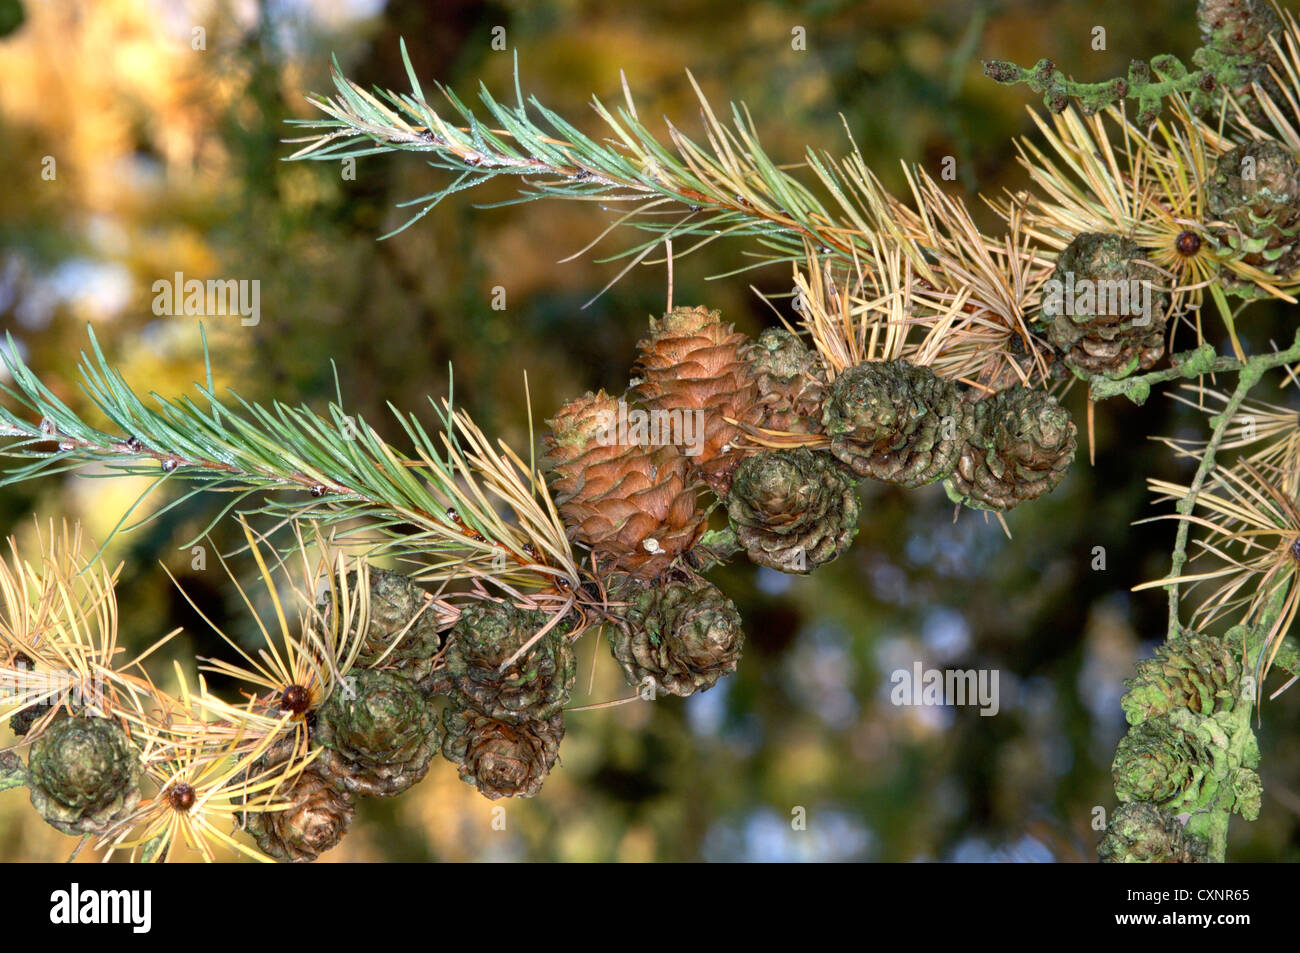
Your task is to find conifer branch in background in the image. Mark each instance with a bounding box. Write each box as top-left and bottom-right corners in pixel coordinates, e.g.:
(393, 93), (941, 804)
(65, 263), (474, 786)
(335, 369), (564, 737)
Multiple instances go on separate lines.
(985, 0), (1288, 125)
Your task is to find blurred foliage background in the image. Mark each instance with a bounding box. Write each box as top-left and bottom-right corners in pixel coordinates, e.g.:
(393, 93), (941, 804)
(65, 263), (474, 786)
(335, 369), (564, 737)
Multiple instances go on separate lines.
(3, 0), (1300, 862)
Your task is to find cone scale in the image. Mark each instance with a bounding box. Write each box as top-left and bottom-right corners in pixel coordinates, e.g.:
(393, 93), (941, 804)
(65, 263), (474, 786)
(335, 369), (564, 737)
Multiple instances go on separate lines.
(631, 306), (762, 494)
(545, 389), (707, 579)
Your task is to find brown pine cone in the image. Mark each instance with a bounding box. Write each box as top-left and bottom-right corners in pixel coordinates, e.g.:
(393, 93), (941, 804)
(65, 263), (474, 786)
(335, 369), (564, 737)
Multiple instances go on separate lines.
(244, 768), (354, 863)
(442, 707), (564, 800)
(944, 386), (1077, 511)
(545, 389), (707, 579)
(726, 448), (858, 573)
(607, 575), (744, 696)
(631, 306), (762, 494)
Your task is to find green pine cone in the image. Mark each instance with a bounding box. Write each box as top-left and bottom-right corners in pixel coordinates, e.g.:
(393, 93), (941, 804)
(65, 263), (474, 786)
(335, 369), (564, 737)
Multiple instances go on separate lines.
(1040, 233), (1169, 380)
(1121, 631), (1243, 726)
(944, 386), (1076, 511)
(27, 716), (143, 836)
(822, 360), (970, 486)
(243, 768), (354, 863)
(1198, 0), (1282, 54)
(329, 569), (444, 682)
(609, 576), (744, 697)
(1196, 0), (1283, 123)
(1206, 141), (1300, 287)
(745, 328), (827, 434)
(441, 706), (564, 800)
(315, 670), (441, 797)
(430, 600), (575, 723)
(726, 448), (859, 574)
(1097, 802), (1208, 863)
(1112, 707), (1232, 814)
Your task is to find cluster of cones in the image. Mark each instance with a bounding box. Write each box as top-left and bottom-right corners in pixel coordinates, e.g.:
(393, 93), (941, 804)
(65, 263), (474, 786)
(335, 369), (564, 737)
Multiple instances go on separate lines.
(1040, 138), (1300, 384)
(17, 318), (1085, 865)
(244, 0), (1287, 865)
(61, 177), (1300, 861)
(1018, 0), (1300, 383)
(9, 566), (582, 863)
(547, 306), (1078, 556)
(542, 305), (1078, 713)
(1099, 630), (1260, 863)
(243, 571), (446, 861)
(242, 572), (583, 861)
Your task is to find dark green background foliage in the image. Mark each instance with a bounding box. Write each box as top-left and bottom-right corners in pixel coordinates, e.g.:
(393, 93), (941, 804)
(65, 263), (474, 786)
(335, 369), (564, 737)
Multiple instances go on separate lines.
(2, 0), (1299, 861)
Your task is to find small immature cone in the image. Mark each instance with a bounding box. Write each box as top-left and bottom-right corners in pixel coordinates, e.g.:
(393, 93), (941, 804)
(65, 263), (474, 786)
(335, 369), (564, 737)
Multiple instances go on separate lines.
(27, 716), (143, 836)
(430, 600), (575, 722)
(1206, 141), (1300, 287)
(608, 576), (744, 696)
(1112, 715), (1220, 813)
(631, 306), (762, 494)
(244, 769), (354, 863)
(726, 448), (859, 574)
(944, 386), (1076, 512)
(545, 390), (707, 579)
(821, 360), (969, 486)
(1097, 802), (1207, 863)
(1111, 707), (1259, 819)
(744, 328), (827, 434)
(315, 670), (441, 797)
(442, 707), (564, 800)
(341, 569), (444, 682)
(1196, 0), (1283, 122)
(1121, 630), (1241, 726)
(1041, 233), (1169, 380)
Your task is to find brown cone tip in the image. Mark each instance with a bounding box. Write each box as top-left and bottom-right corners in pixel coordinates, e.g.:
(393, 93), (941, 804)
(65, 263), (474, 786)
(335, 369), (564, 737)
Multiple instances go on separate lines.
(631, 306), (762, 493)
